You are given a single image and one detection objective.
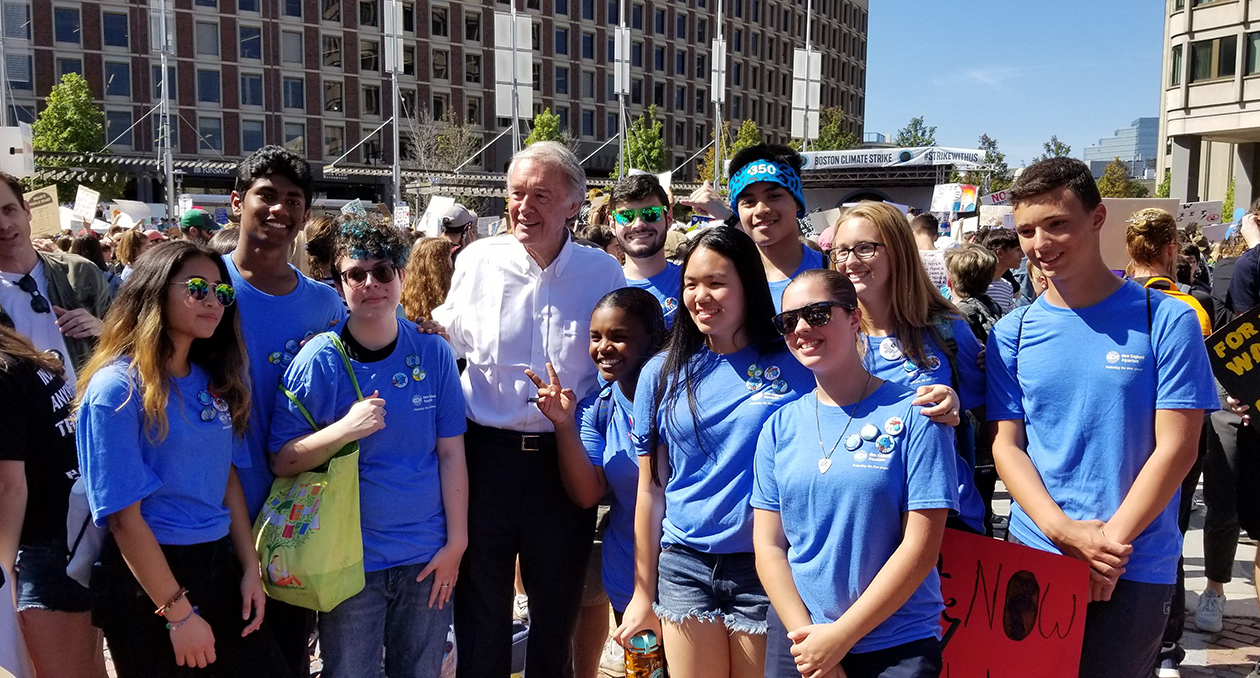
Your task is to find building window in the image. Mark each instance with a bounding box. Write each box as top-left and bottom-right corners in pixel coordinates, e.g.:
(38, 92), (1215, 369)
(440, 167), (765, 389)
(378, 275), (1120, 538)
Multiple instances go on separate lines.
(557, 107), (569, 131)
(654, 8), (665, 33)
(105, 111), (132, 147)
(195, 0), (216, 6)
(325, 124), (344, 158)
(240, 25), (262, 59)
(675, 84), (685, 110)
(697, 18), (706, 42)
(323, 35), (342, 67)
(581, 70), (595, 97)
(322, 0), (340, 21)
(283, 0), (301, 17)
(1172, 44), (1183, 85)
(241, 74), (263, 106)
(432, 7), (448, 36)
(402, 1), (414, 31)
(631, 41), (642, 67)
(196, 21), (219, 56)
(54, 7), (79, 43)
(240, 0), (259, 10)
(467, 96), (482, 125)
(696, 54), (706, 75)
(284, 122), (304, 154)
(631, 78), (642, 104)
(606, 74), (615, 100)
(433, 49), (449, 79)
(533, 62), (542, 90)
(654, 46), (664, 71)
(198, 116), (223, 151)
(433, 93), (449, 119)
(104, 62), (130, 97)
(242, 119), (265, 152)
(5, 2), (30, 39)
(1190, 36), (1236, 82)
(607, 113), (618, 136)
(653, 82), (664, 107)
(532, 22), (540, 49)
(404, 45), (415, 75)
(581, 109), (594, 137)
(360, 0), (378, 26)
(676, 14), (687, 39)
(585, 0), (596, 20)
(631, 4), (642, 29)
(465, 11), (481, 41)
(363, 85), (380, 115)
(582, 32), (595, 59)
(400, 89), (416, 117)
(282, 30), (303, 63)
(556, 0), (568, 15)
(197, 69), (220, 103)
(153, 65), (176, 99)
(283, 76), (305, 109)
(555, 28), (568, 55)
(466, 54), (481, 83)
(603, 0), (613, 22)
(676, 51), (686, 75)
(59, 58), (83, 79)
(102, 12), (129, 48)
(7, 54), (29, 90)
(556, 65), (569, 94)
(324, 80), (343, 112)
(361, 40), (379, 71)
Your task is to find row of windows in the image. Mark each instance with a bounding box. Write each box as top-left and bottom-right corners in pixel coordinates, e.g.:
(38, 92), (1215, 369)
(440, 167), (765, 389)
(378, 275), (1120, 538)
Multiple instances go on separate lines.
(1170, 32), (1260, 85)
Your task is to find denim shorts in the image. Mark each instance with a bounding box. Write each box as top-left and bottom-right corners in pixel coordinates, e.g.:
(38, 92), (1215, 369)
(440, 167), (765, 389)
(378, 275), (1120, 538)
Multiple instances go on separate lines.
(653, 543), (768, 634)
(15, 545), (91, 613)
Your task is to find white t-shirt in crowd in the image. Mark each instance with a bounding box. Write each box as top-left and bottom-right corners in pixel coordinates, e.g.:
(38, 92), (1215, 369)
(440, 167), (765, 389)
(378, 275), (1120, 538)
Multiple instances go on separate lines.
(0, 261), (77, 386)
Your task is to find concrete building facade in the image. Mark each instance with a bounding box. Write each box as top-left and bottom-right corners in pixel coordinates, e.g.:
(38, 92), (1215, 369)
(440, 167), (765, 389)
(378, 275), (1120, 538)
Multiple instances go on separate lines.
(11, 0), (868, 201)
(1084, 117), (1158, 179)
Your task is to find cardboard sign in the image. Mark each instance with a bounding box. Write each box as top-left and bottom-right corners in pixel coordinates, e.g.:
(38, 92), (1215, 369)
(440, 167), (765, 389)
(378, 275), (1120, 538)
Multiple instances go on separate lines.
(1099, 198), (1180, 272)
(938, 529), (1089, 678)
(213, 207), (230, 226)
(981, 189), (1011, 206)
(111, 199), (151, 230)
(394, 202), (411, 229)
(23, 185), (59, 238)
(1175, 201), (1223, 231)
(72, 185), (100, 223)
(1207, 304), (1260, 410)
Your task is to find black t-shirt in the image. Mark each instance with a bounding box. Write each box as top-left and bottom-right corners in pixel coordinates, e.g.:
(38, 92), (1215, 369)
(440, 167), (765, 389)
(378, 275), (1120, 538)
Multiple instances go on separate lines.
(0, 356), (79, 548)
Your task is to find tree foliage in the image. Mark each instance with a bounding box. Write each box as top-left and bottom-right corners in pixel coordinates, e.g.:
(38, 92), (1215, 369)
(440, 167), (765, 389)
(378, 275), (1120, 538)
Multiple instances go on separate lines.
(730, 119), (763, 155)
(1155, 169), (1171, 199)
(1224, 176), (1236, 218)
(1032, 135), (1072, 163)
(617, 105), (667, 176)
(893, 116), (936, 147)
(814, 107), (858, 151)
(1096, 158), (1149, 198)
(696, 121), (732, 185)
(31, 73), (125, 201)
(525, 108), (564, 146)
(952, 133), (1013, 192)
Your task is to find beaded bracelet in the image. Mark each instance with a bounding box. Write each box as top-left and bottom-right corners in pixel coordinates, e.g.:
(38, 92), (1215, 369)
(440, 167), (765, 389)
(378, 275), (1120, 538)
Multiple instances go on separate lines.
(165, 606), (200, 632)
(155, 587), (188, 616)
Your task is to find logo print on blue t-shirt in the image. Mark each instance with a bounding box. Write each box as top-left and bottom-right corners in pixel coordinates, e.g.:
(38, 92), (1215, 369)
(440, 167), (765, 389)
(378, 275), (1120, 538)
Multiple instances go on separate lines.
(392, 373), (408, 388)
(1106, 351), (1120, 364)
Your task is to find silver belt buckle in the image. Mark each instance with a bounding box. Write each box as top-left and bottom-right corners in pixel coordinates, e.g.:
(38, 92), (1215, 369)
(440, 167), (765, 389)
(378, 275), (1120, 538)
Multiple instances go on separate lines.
(521, 435), (541, 452)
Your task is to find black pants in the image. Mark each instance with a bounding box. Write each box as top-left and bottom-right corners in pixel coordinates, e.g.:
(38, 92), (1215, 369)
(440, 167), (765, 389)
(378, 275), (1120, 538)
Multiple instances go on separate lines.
(264, 596), (315, 677)
(91, 535), (291, 678)
(1161, 420), (1207, 653)
(765, 606), (942, 678)
(454, 422), (597, 678)
(1203, 405), (1260, 584)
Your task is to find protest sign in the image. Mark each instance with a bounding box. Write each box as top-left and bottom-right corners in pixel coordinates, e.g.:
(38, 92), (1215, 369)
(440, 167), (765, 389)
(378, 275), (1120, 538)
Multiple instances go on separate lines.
(340, 199), (368, 217)
(931, 184), (978, 213)
(111, 200), (151, 230)
(938, 528), (1089, 678)
(1099, 198), (1179, 271)
(394, 202), (411, 229)
(178, 194), (194, 215)
(1207, 304), (1260, 411)
(808, 207), (841, 236)
(1202, 223), (1229, 242)
(1175, 201), (1223, 231)
(0, 123), (34, 179)
(419, 196), (456, 237)
(72, 185), (100, 223)
(23, 186), (59, 238)
(213, 207), (230, 226)
(981, 189), (1011, 206)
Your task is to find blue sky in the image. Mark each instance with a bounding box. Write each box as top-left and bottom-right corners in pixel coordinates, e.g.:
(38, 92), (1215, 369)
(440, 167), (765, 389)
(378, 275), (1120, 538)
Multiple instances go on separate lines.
(864, 0), (1164, 167)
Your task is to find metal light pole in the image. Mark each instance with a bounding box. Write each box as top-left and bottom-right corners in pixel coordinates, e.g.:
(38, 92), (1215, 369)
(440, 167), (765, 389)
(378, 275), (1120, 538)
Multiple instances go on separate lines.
(152, 0), (175, 219)
(711, 0), (725, 187)
(510, 0), (521, 155)
(616, 0), (628, 174)
(385, 0), (403, 208)
(802, 0), (813, 153)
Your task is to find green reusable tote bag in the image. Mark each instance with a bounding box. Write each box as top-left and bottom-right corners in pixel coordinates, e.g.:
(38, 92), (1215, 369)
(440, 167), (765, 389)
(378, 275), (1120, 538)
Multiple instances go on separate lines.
(253, 333), (365, 612)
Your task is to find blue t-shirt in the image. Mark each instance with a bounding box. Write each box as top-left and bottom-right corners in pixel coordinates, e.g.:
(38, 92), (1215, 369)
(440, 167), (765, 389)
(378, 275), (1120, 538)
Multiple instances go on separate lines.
(576, 383), (640, 612)
(224, 254), (347, 518)
(768, 245), (827, 313)
(752, 382), (958, 653)
(861, 316), (986, 532)
(625, 262), (682, 328)
(987, 281), (1218, 584)
(269, 321), (467, 572)
(632, 343), (813, 553)
(77, 360), (234, 545)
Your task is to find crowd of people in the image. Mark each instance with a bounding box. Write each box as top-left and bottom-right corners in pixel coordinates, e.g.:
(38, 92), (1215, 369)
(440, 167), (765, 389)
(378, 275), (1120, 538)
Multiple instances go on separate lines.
(0, 138), (1253, 678)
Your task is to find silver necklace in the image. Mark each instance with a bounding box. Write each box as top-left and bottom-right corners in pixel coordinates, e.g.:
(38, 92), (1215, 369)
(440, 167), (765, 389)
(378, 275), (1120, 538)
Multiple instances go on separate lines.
(815, 372), (874, 474)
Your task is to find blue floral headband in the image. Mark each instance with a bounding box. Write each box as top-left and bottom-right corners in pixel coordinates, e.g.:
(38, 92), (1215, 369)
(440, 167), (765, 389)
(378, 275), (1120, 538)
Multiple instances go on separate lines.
(728, 159), (805, 218)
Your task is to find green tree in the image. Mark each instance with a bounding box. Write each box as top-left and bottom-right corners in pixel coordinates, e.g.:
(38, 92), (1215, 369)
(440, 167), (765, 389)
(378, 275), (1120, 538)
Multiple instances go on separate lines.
(729, 119), (763, 155)
(1096, 158), (1148, 198)
(1155, 169), (1171, 198)
(1032, 135), (1072, 163)
(813, 107), (858, 151)
(893, 116), (936, 147)
(31, 73), (125, 201)
(696, 121), (732, 185)
(525, 108), (564, 145)
(1223, 176), (1236, 218)
(617, 105), (667, 176)
(952, 133), (1013, 192)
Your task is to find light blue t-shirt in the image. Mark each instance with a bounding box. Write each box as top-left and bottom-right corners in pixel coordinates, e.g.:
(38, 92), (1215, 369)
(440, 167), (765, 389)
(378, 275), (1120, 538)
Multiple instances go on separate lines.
(632, 343), (813, 553)
(576, 383), (640, 612)
(752, 382), (958, 653)
(768, 245), (827, 313)
(987, 281), (1218, 585)
(269, 321), (467, 572)
(77, 360), (234, 545)
(224, 254), (347, 518)
(861, 316), (986, 532)
(625, 262), (681, 328)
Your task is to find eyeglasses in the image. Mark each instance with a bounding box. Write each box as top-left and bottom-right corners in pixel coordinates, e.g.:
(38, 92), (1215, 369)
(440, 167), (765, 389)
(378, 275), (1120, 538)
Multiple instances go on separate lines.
(612, 206), (667, 226)
(171, 277), (235, 306)
(827, 241), (885, 264)
(16, 274), (51, 314)
(338, 263), (398, 288)
(772, 301), (853, 336)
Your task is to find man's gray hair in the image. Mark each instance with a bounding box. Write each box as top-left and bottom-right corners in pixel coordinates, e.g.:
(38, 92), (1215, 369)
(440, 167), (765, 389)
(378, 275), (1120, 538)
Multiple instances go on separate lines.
(508, 141), (586, 204)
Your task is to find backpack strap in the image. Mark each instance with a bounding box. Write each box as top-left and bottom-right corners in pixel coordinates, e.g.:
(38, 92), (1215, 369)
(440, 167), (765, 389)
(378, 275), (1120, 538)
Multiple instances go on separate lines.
(279, 331), (365, 431)
(930, 316), (962, 394)
(595, 384), (615, 434)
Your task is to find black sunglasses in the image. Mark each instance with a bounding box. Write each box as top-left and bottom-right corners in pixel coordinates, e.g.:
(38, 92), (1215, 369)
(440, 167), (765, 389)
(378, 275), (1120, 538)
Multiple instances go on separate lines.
(772, 301), (853, 336)
(338, 263), (398, 288)
(16, 274), (50, 314)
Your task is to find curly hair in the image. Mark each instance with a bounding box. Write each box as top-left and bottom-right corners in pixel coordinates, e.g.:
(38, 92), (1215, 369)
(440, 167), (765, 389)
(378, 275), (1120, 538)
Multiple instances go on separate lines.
(304, 216), (339, 280)
(1125, 208), (1178, 270)
(234, 145), (313, 207)
(400, 237), (454, 321)
(334, 214), (411, 270)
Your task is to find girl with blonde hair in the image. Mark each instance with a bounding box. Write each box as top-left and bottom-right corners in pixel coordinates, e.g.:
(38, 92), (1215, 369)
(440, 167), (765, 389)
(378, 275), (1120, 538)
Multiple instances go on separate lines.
(401, 237), (455, 322)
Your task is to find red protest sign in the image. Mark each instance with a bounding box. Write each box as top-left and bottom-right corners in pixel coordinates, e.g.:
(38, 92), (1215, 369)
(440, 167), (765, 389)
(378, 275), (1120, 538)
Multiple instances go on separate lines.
(938, 528), (1090, 678)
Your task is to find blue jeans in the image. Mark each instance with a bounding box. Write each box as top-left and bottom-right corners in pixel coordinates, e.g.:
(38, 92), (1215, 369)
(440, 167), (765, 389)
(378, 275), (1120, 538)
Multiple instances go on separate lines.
(319, 563), (453, 678)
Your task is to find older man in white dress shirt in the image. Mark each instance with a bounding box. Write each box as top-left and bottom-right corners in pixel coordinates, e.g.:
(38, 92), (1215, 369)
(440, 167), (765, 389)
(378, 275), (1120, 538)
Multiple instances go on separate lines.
(433, 141), (624, 678)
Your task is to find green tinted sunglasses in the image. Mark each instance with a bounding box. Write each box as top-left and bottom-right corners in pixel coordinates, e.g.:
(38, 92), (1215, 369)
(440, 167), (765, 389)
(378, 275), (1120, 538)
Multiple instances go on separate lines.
(171, 277), (235, 306)
(612, 206), (667, 226)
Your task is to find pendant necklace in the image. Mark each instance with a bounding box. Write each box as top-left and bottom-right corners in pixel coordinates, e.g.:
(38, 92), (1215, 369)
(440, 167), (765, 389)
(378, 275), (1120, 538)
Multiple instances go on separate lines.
(815, 371), (874, 474)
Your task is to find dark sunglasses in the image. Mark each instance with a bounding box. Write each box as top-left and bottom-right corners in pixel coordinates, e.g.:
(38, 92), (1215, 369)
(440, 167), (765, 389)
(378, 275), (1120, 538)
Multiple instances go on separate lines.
(612, 206), (667, 226)
(338, 263), (398, 288)
(16, 274), (50, 314)
(171, 277), (236, 306)
(827, 241), (885, 264)
(772, 301), (853, 336)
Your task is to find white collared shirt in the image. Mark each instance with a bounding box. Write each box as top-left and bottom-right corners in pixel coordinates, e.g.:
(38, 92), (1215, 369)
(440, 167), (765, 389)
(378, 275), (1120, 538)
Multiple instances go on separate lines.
(433, 234), (626, 432)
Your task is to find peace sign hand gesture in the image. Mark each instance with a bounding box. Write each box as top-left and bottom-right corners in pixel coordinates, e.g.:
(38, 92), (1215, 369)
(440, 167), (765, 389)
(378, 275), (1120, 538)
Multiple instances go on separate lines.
(524, 362), (578, 428)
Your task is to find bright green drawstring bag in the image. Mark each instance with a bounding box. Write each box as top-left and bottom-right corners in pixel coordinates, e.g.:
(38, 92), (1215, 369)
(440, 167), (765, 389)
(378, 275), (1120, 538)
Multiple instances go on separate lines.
(253, 334), (365, 612)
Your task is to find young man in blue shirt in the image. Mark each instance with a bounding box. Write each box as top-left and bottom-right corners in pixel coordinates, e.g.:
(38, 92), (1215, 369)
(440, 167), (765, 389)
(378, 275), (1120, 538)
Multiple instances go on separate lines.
(987, 158), (1217, 678)
(610, 174), (681, 327)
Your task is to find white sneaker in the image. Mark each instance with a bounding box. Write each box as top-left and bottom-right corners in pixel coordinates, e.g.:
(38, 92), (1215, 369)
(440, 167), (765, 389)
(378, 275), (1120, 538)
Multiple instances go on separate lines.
(1195, 588), (1225, 633)
(598, 637), (625, 678)
(1156, 656), (1181, 678)
(512, 594), (530, 624)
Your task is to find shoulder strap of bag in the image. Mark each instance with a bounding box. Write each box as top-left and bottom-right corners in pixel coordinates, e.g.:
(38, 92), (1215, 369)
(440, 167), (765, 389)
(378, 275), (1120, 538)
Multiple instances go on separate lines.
(595, 385), (614, 433)
(279, 331), (365, 431)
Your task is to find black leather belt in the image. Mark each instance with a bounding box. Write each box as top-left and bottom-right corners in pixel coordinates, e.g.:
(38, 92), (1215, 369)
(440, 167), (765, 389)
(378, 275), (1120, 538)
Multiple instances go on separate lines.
(467, 421), (557, 452)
